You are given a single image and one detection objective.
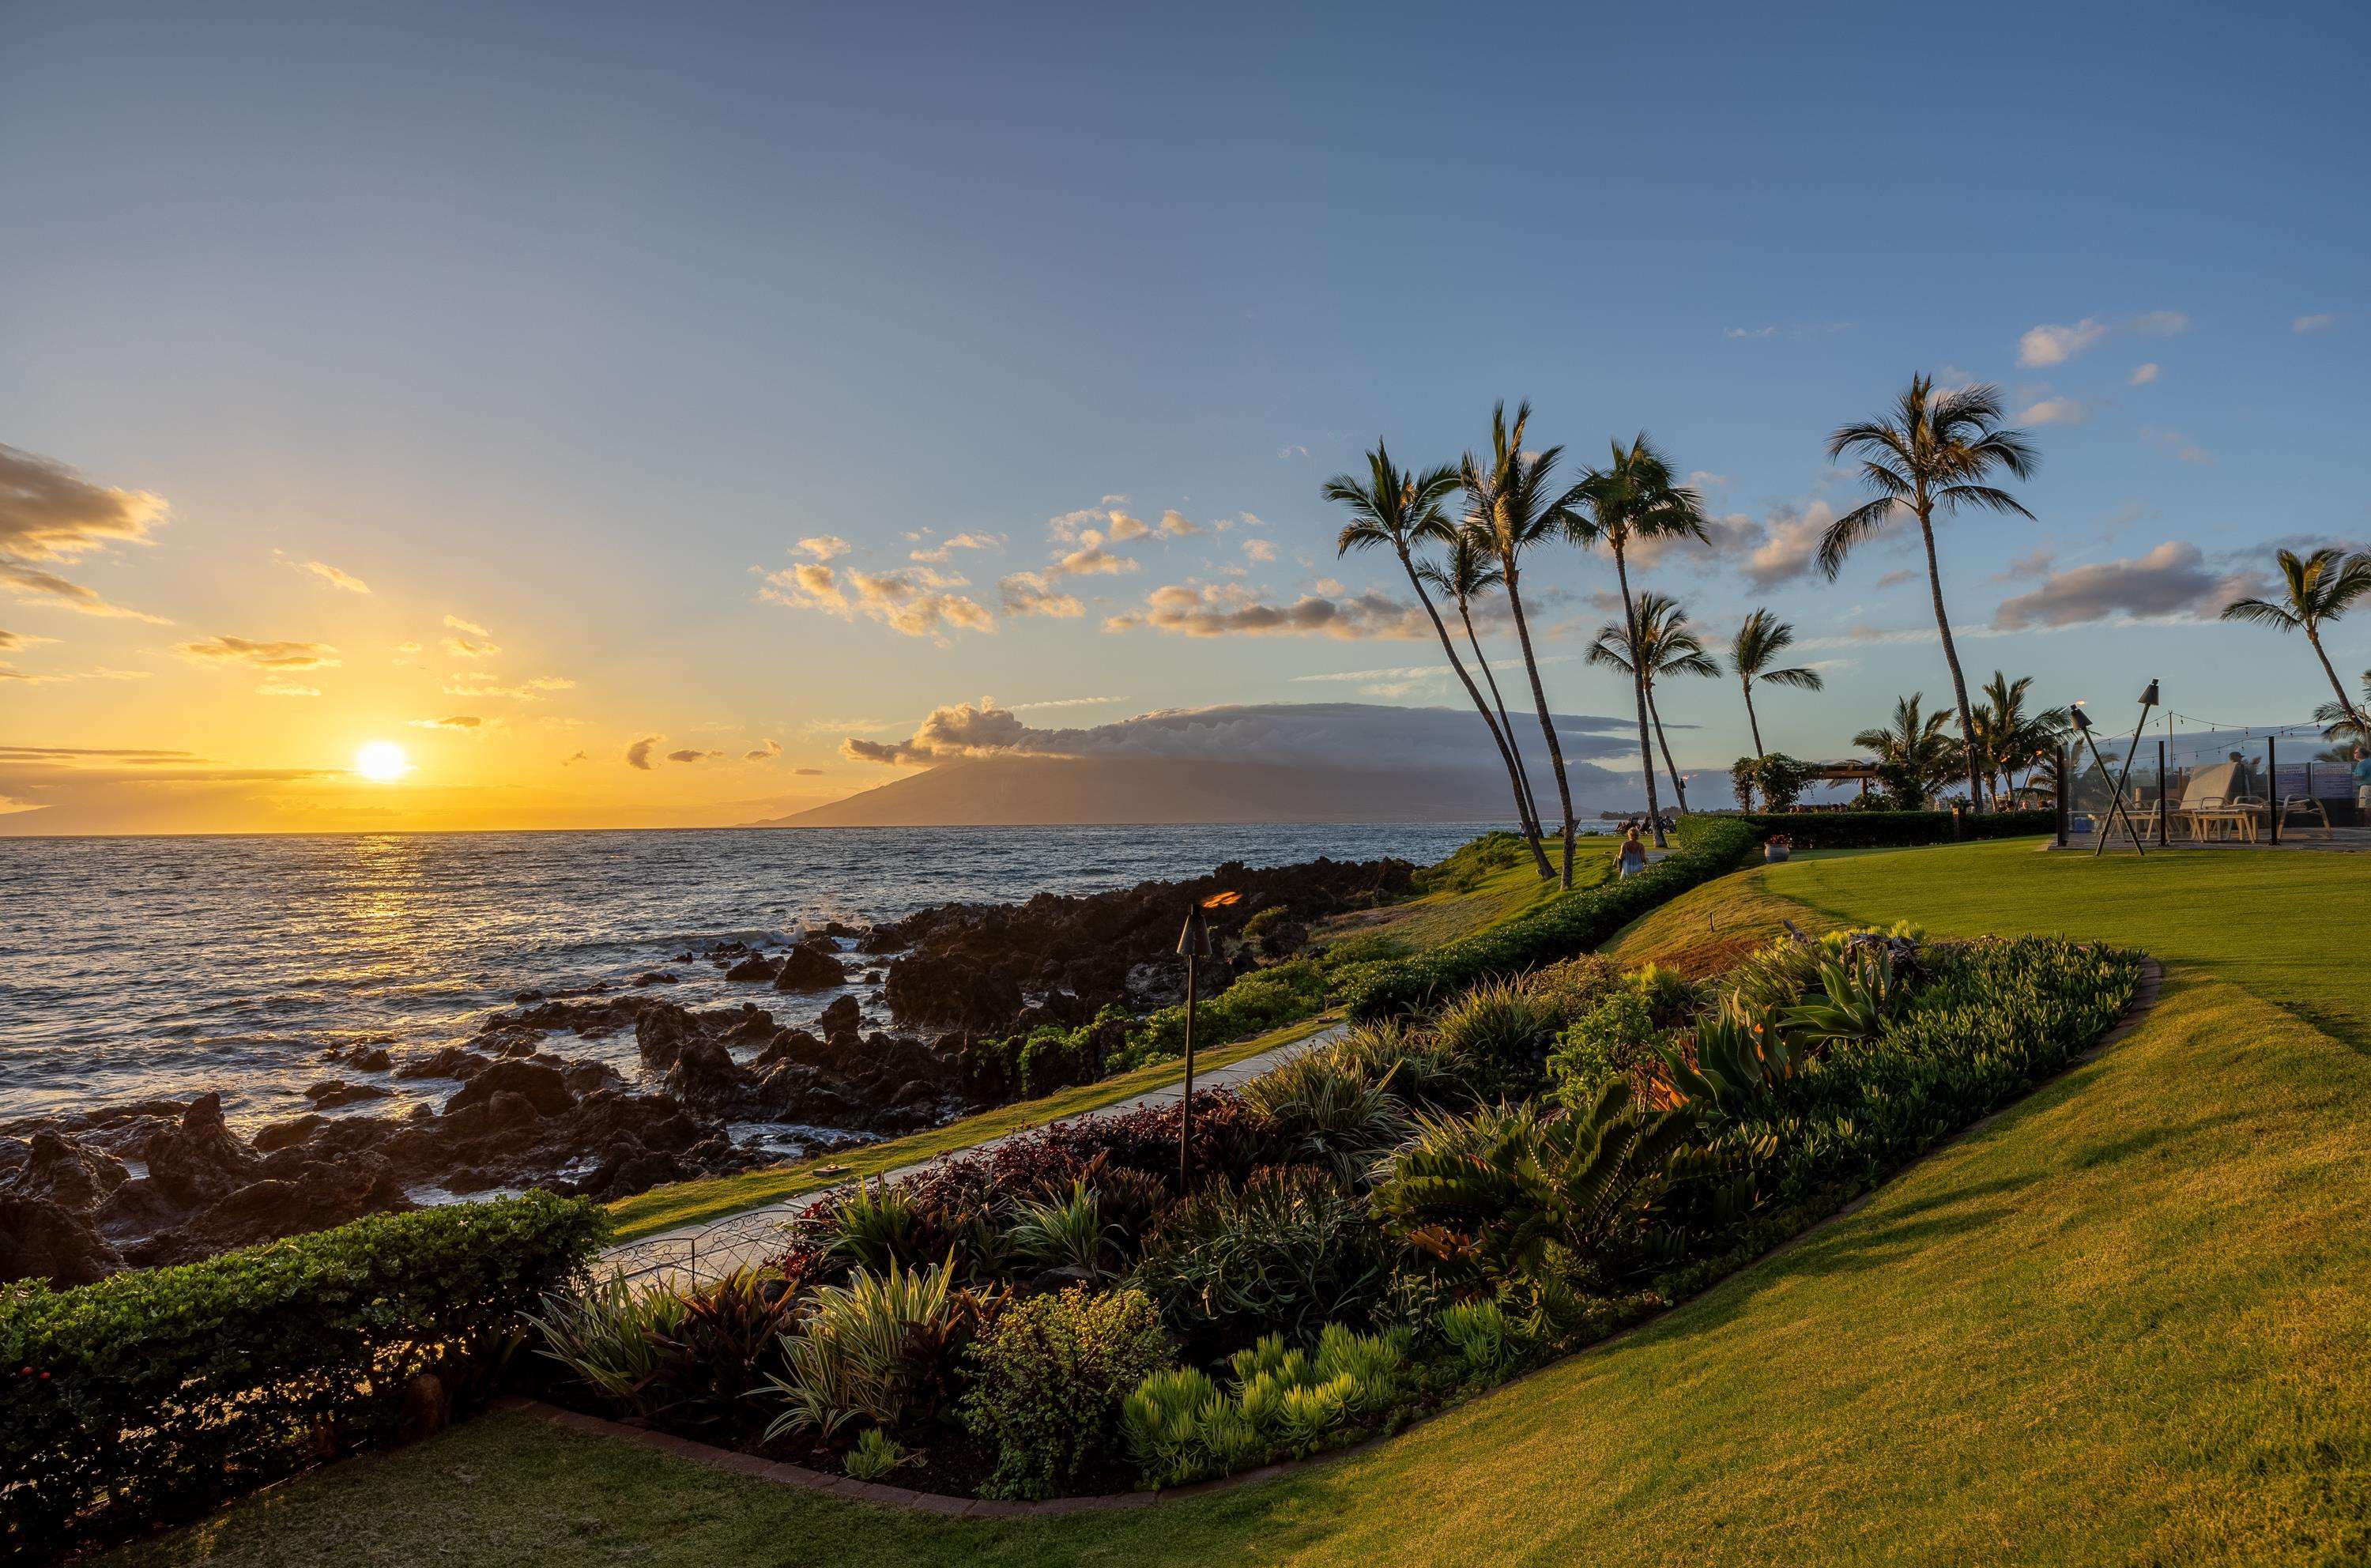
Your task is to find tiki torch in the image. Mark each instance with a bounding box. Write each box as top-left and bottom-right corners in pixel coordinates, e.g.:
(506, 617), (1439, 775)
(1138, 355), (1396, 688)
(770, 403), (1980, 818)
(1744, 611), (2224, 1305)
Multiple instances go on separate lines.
(2071, 703), (2147, 855)
(1177, 890), (1238, 1189)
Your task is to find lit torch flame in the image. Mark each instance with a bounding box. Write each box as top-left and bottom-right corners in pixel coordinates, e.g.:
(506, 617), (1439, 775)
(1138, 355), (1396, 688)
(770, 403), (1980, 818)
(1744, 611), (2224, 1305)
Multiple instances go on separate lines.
(1201, 891), (1242, 910)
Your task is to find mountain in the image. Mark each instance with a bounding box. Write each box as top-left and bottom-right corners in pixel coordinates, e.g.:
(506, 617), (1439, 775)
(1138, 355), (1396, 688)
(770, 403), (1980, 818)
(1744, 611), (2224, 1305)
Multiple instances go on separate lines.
(750, 754), (1627, 827)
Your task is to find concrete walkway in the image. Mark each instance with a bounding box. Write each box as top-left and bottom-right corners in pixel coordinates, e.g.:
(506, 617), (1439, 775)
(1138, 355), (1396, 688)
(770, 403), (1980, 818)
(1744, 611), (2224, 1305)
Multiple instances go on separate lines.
(601, 1019), (1346, 1288)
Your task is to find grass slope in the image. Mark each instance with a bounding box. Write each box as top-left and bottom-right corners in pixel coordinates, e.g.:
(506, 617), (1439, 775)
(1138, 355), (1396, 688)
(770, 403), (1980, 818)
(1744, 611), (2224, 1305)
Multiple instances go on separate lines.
(1316, 839), (1606, 953)
(608, 1013), (1338, 1241)
(112, 972), (2371, 1566)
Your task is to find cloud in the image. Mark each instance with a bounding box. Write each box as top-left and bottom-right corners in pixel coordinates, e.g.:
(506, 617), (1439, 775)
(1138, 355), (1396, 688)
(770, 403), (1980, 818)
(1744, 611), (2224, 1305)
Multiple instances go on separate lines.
(2294, 313), (2337, 334)
(1993, 541), (2260, 630)
(0, 662), (149, 685)
(2128, 363), (2160, 385)
(443, 614), (492, 636)
(909, 532), (1003, 564)
(2132, 310), (2190, 337)
(2143, 427), (2211, 464)
(0, 556), (169, 622)
(760, 560), (995, 639)
(254, 679), (322, 697)
(409, 714), (484, 729)
(744, 738), (782, 761)
(1278, 444), (1310, 460)
(1725, 325), (1779, 340)
(666, 748), (721, 763)
(793, 766), (824, 775)
(2015, 395), (2090, 427)
(175, 635), (341, 670)
(1159, 510), (1203, 537)
(1994, 546), (2058, 582)
(1053, 531), (1138, 577)
(0, 443), (174, 623)
(291, 559), (371, 594)
(444, 635), (499, 658)
(1741, 500), (1842, 588)
(795, 535), (852, 560)
(1104, 582), (1436, 640)
(2018, 318), (2109, 368)
(839, 698), (1638, 773)
(1105, 512), (1150, 541)
(1242, 538), (1278, 564)
(1874, 568), (1919, 590)
(443, 671), (573, 700)
(997, 571), (1083, 619)
(1723, 322), (1851, 341)
(625, 736), (661, 770)
(0, 629), (54, 652)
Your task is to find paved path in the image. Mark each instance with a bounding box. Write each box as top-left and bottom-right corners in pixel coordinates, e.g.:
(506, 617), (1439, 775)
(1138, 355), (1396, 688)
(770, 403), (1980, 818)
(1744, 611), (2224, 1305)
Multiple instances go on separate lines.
(602, 1019), (1346, 1288)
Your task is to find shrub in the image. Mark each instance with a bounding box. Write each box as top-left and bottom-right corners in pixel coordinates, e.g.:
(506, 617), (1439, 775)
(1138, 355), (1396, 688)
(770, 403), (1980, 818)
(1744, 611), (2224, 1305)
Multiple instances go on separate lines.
(1315, 1019), (1490, 1112)
(1005, 1181), (1114, 1281)
(1431, 978), (1562, 1096)
(1344, 820), (1756, 1017)
(1727, 809), (2054, 847)
(1547, 965), (1704, 1107)
(960, 1286), (1172, 1499)
(761, 1258), (995, 1441)
(843, 1427), (913, 1481)
(1437, 1298), (1532, 1384)
(1130, 1166), (1394, 1355)
(1111, 959), (1330, 1072)
(527, 1268), (692, 1418)
(1121, 1322), (1413, 1487)
(1411, 830), (1532, 894)
(1239, 1050), (1412, 1178)
(2, 1193), (605, 1559)
(822, 1178), (924, 1273)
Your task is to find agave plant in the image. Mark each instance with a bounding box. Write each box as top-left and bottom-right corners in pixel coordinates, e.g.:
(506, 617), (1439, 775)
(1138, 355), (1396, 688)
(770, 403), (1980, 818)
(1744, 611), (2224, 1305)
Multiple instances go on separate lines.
(1780, 947), (1905, 1048)
(1372, 1080), (1703, 1292)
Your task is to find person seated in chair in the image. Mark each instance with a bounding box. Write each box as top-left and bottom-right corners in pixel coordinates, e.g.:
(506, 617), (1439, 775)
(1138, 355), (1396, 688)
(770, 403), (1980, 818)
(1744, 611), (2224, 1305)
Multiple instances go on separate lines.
(1617, 825), (1649, 879)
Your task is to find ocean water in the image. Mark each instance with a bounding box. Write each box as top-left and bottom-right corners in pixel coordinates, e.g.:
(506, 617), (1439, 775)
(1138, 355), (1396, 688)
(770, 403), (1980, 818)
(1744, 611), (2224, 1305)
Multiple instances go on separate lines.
(0, 824), (1495, 1132)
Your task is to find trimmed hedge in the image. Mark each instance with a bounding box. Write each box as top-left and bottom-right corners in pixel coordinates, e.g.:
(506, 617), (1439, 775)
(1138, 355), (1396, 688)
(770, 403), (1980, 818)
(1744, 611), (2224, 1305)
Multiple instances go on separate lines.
(2, 1192), (606, 1562)
(1342, 819), (1757, 1018)
(1737, 809), (2054, 848)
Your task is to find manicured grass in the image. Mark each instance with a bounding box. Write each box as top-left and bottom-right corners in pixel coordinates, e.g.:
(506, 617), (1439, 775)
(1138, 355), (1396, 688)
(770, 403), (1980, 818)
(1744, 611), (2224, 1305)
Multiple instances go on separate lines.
(108, 969), (2371, 1566)
(1315, 839), (1609, 953)
(1771, 836), (2371, 1050)
(605, 1013), (1340, 1241)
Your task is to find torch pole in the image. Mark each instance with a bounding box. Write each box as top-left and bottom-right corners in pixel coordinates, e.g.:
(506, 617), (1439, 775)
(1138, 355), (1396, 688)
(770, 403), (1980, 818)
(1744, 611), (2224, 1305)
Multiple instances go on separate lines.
(1178, 948), (1197, 1191)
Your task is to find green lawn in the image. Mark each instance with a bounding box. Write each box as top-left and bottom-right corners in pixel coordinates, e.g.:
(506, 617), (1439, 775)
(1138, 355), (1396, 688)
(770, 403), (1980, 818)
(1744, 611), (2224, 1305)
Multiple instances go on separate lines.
(109, 839), (2371, 1566)
(1314, 839), (1608, 953)
(608, 1012), (1340, 1241)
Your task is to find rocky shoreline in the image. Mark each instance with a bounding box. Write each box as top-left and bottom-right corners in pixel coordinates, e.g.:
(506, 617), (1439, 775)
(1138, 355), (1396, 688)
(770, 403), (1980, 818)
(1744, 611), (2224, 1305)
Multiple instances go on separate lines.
(0, 853), (1413, 1287)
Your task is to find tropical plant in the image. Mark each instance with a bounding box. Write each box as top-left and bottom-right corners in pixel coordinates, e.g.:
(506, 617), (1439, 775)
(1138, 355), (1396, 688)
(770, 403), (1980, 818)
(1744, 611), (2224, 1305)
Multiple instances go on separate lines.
(1968, 669), (2070, 806)
(527, 1270), (692, 1419)
(1728, 608), (1825, 760)
(1462, 401), (1593, 884)
(1121, 1323), (1413, 1487)
(1005, 1180), (1114, 1281)
(1586, 591), (1721, 813)
(2315, 669), (2371, 746)
(1316, 1017), (1493, 1111)
(1330, 442), (1552, 878)
(646, 1266), (805, 1423)
(823, 1178), (923, 1273)
(1853, 693), (1962, 808)
(842, 1427), (913, 1481)
(1417, 523), (1545, 846)
(1129, 1165), (1394, 1354)
(1430, 977), (1561, 1092)
(1780, 947), (1907, 1048)
(1730, 751), (1815, 812)
(761, 1257), (990, 1440)
(961, 1286), (1172, 1499)
(2221, 546), (2371, 737)
(1821, 376), (2040, 812)
(1437, 1298), (1533, 1383)
(1239, 1050), (1413, 1178)
(1372, 1080), (1703, 1293)
(1571, 435), (1711, 846)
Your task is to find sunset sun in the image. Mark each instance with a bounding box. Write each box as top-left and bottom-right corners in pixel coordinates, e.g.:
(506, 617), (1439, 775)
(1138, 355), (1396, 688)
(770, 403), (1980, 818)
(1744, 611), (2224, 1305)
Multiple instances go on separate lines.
(353, 741), (409, 782)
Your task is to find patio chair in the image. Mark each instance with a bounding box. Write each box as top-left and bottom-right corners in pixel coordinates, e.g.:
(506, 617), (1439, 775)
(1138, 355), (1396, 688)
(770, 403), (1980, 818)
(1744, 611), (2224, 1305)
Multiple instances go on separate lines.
(2279, 794), (2331, 837)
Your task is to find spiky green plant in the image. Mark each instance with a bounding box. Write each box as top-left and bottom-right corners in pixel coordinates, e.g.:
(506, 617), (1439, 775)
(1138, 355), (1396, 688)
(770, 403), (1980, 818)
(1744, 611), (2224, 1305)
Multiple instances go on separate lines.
(1005, 1180), (1114, 1280)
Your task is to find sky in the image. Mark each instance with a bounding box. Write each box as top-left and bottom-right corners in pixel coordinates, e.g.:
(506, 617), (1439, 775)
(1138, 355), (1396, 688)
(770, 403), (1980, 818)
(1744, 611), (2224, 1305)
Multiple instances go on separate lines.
(4, 1), (2367, 835)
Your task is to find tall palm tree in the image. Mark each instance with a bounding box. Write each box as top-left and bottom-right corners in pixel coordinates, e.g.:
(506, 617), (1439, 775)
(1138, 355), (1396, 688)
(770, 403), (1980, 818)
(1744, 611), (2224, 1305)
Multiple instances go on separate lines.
(1571, 433), (1708, 848)
(1728, 608), (1825, 760)
(2314, 669), (2371, 747)
(1586, 593), (1720, 814)
(1821, 376), (2039, 813)
(1968, 670), (2069, 805)
(1463, 401), (1590, 887)
(1329, 441), (1554, 880)
(1853, 693), (1962, 808)
(1416, 526), (1544, 843)
(2221, 547), (2371, 737)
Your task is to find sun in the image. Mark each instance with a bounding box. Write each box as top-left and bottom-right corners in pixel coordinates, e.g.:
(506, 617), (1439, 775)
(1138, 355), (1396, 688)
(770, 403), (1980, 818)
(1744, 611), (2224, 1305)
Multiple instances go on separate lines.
(353, 741), (410, 782)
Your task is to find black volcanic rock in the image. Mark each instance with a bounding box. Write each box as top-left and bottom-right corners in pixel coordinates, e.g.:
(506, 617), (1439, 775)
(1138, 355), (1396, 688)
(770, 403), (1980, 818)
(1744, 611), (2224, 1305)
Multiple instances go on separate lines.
(774, 940), (850, 991)
(0, 1194), (120, 1286)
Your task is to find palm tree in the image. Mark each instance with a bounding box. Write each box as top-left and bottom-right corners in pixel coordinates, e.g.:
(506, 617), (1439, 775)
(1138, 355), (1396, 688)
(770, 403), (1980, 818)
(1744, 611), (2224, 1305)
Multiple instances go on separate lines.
(2314, 669), (2371, 747)
(1587, 593), (1720, 814)
(1416, 526), (1544, 844)
(2221, 547), (2371, 737)
(1728, 608), (1825, 760)
(1853, 693), (1962, 808)
(1329, 441), (1554, 880)
(1821, 376), (2039, 812)
(1571, 434), (1708, 848)
(1968, 670), (2069, 805)
(1463, 401), (1590, 887)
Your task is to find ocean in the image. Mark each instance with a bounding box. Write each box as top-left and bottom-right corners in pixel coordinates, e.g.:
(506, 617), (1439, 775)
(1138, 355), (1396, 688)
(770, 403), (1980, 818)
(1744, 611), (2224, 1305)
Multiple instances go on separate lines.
(0, 824), (1497, 1133)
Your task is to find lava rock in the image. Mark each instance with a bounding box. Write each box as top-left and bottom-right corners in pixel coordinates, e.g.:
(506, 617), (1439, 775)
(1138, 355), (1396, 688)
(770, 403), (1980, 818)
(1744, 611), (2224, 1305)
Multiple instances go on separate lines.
(445, 1059), (574, 1119)
(774, 941), (850, 992)
(0, 1194), (122, 1286)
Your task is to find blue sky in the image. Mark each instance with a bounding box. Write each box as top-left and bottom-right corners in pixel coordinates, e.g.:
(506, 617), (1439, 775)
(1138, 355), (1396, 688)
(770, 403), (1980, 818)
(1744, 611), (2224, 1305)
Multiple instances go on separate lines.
(3, 1), (2367, 829)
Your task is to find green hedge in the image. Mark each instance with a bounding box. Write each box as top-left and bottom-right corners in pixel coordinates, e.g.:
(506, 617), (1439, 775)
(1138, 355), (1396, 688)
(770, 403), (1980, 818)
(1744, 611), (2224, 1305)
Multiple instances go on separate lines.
(2, 1192), (606, 1562)
(1342, 819), (1757, 1019)
(1735, 809), (2054, 848)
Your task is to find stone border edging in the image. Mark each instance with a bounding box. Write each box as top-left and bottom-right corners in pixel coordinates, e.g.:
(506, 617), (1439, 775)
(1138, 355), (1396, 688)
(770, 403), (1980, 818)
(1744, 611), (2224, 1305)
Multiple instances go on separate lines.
(507, 952), (2168, 1518)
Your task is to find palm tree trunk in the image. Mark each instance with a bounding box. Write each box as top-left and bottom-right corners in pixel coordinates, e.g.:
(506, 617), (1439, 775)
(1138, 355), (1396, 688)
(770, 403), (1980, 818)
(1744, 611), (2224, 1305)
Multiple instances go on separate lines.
(1460, 601), (1546, 850)
(1502, 561), (1578, 888)
(1645, 681), (1689, 812)
(1611, 549), (1667, 848)
(2307, 626), (2370, 737)
(1401, 552), (1552, 879)
(1741, 677), (1765, 760)
(1917, 503), (1984, 812)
